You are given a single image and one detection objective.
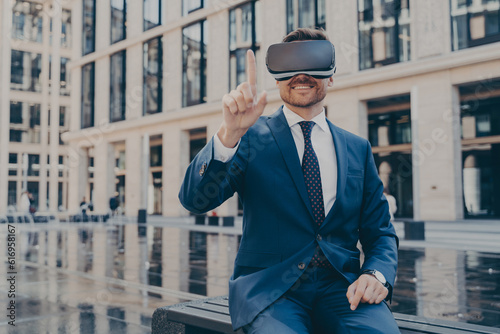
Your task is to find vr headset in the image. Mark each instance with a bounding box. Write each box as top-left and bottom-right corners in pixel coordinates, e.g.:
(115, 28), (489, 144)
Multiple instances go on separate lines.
(266, 40), (336, 81)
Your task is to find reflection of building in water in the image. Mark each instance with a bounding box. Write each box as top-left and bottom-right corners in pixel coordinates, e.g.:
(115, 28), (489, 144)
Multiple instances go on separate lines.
(206, 233), (239, 296)
(162, 227), (190, 294)
(419, 248), (467, 321)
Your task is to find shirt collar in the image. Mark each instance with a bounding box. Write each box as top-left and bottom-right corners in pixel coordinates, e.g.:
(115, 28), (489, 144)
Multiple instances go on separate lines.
(282, 105), (329, 133)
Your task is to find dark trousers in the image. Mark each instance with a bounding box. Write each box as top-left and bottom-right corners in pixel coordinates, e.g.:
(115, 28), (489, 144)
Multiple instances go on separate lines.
(243, 267), (400, 334)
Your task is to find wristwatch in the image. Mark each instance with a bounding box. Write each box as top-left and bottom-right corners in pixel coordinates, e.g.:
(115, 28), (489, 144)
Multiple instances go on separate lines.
(362, 269), (390, 289)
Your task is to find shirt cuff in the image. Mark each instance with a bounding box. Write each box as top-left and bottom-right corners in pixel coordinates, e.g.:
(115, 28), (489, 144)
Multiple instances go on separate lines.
(213, 133), (240, 163)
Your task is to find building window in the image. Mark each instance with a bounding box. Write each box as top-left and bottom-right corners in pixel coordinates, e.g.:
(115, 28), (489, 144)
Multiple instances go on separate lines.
(367, 94), (413, 218)
(61, 9), (72, 48)
(28, 154), (40, 176)
(144, 0), (163, 31)
(358, 0), (411, 70)
(286, 0), (326, 33)
(81, 62), (95, 129)
(51, 9), (73, 48)
(229, 1), (261, 89)
(8, 181), (17, 207)
(144, 37), (163, 115)
(110, 51), (127, 123)
(189, 128), (207, 161)
(460, 79), (500, 218)
(111, 0), (127, 43)
(83, 0), (96, 55)
(9, 154), (18, 176)
(9, 102), (41, 144)
(182, 20), (207, 107)
(12, 0), (43, 43)
(451, 0), (500, 50)
(49, 57), (71, 96)
(150, 146), (162, 167)
(183, 0), (206, 16)
(10, 50), (42, 92)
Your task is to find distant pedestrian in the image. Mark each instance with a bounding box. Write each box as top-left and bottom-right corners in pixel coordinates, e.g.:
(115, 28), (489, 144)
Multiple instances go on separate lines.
(109, 193), (120, 216)
(18, 191), (31, 214)
(384, 188), (397, 221)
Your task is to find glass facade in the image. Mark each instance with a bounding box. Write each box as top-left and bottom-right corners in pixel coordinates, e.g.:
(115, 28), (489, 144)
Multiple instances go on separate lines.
(143, 38), (163, 115)
(110, 51), (127, 123)
(12, 0), (43, 43)
(460, 80), (500, 218)
(83, 0), (96, 55)
(451, 0), (500, 51)
(229, 1), (260, 89)
(286, 0), (326, 33)
(367, 94), (413, 218)
(81, 63), (95, 129)
(182, 21), (207, 107)
(358, 0), (411, 70)
(111, 0), (127, 43)
(10, 50), (42, 92)
(9, 102), (41, 144)
(183, 0), (206, 16)
(144, 0), (163, 31)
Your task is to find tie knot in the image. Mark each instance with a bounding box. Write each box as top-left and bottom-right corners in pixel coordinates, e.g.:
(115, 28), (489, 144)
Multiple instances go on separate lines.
(299, 121), (315, 139)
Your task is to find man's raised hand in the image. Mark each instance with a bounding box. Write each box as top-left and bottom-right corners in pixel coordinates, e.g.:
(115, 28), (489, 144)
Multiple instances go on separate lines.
(218, 50), (267, 148)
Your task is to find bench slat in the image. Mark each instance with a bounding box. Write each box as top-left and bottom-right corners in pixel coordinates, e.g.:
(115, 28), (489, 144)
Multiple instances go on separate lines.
(153, 296), (500, 334)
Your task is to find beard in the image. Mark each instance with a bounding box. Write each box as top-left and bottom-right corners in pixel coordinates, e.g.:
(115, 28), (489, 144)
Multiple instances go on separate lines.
(280, 75), (328, 108)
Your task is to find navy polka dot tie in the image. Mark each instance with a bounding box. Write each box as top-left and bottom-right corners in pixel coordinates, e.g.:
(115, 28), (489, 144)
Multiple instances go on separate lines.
(299, 121), (332, 268)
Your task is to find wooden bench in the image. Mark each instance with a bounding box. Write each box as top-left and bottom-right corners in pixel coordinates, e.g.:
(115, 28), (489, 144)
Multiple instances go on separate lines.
(152, 296), (499, 334)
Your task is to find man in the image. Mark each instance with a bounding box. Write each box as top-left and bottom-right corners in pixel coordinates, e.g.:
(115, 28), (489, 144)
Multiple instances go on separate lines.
(179, 28), (399, 333)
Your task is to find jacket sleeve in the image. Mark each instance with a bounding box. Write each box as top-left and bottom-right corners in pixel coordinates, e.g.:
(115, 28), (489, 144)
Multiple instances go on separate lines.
(178, 135), (248, 214)
(358, 141), (399, 300)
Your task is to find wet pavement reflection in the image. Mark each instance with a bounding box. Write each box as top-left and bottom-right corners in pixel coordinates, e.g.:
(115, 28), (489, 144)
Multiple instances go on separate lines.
(1, 222), (499, 333)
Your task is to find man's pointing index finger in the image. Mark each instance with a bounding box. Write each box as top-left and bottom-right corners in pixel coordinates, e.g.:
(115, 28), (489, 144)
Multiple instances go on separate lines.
(246, 49), (257, 96)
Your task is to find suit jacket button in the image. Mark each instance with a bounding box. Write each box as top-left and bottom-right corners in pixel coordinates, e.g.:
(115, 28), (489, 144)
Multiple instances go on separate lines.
(298, 262), (306, 270)
(316, 234), (322, 242)
(199, 163), (207, 176)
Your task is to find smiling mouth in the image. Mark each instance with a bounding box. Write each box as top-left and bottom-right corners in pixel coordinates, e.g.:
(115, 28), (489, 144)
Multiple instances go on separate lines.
(291, 85), (314, 90)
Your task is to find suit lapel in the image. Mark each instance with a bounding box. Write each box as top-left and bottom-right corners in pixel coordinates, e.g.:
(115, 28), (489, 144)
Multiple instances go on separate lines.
(324, 119), (347, 222)
(267, 108), (314, 220)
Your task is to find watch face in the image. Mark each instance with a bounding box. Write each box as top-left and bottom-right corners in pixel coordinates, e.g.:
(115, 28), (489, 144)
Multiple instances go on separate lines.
(374, 271), (387, 284)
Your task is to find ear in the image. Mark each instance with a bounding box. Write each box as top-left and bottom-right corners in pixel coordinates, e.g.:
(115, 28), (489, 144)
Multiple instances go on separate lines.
(327, 76), (334, 87)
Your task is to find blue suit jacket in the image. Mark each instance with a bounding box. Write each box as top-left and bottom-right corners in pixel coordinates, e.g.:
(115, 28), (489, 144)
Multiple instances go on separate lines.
(179, 107), (398, 330)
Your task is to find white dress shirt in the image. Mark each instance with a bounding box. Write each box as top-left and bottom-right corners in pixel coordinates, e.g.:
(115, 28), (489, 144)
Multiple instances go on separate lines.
(214, 106), (338, 214)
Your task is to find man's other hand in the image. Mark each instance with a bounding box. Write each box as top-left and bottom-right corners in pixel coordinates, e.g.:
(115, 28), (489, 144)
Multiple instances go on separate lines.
(346, 274), (388, 311)
(218, 50), (267, 148)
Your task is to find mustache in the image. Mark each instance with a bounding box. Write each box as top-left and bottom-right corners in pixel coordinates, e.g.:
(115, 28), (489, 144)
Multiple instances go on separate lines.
(289, 75), (316, 87)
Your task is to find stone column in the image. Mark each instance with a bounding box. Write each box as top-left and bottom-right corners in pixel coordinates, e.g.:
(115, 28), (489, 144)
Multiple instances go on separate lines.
(93, 141), (115, 213)
(94, 56), (110, 126)
(125, 133), (142, 215)
(39, 1), (52, 212)
(260, 0), (286, 92)
(412, 0), (451, 60)
(125, 44), (143, 120)
(49, 2), (63, 211)
(96, 0), (111, 51)
(330, 0), (359, 75)
(67, 144), (88, 212)
(0, 0), (13, 213)
(412, 73), (460, 220)
(163, 125), (182, 216)
(164, 29), (182, 112)
(206, 10), (229, 103)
